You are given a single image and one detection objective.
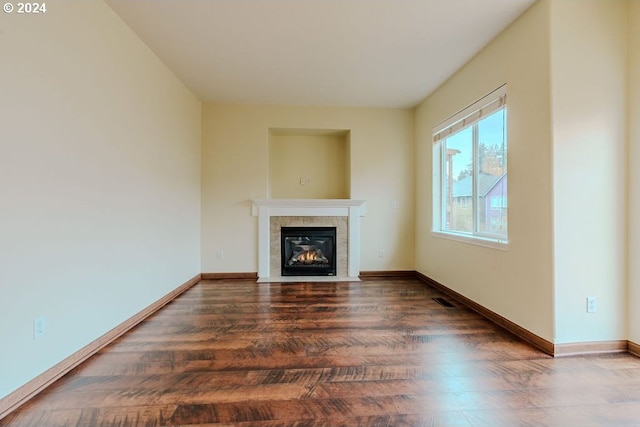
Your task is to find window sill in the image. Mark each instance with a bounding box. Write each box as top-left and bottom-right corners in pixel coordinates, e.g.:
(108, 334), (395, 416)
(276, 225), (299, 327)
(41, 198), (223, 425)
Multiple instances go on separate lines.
(431, 231), (509, 251)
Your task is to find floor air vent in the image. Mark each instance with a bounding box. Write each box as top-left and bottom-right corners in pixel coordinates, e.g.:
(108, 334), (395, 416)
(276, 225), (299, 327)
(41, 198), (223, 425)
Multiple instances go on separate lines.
(433, 297), (455, 308)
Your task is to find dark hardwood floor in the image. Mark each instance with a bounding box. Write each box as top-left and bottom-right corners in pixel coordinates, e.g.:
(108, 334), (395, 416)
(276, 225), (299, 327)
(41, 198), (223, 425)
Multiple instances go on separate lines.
(2, 278), (640, 426)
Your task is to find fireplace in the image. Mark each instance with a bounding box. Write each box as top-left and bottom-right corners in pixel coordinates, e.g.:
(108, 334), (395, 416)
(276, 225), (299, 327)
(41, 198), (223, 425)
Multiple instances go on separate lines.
(281, 227), (337, 276)
(251, 199), (366, 280)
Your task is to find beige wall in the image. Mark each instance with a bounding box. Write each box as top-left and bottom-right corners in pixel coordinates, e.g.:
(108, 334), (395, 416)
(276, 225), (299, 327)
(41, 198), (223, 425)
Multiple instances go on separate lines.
(415, 1), (555, 341)
(550, 0), (628, 343)
(629, 0), (640, 345)
(0, 1), (201, 399)
(416, 0), (634, 345)
(201, 104), (414, 273)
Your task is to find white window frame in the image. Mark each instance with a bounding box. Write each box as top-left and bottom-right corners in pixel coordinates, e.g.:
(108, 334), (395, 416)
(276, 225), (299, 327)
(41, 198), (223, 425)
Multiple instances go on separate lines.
(431, 85), (508, 249)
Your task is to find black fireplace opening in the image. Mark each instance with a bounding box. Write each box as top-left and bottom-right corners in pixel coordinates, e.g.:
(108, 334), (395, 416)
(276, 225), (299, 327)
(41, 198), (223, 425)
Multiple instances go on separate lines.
(281, 226), (337, 276)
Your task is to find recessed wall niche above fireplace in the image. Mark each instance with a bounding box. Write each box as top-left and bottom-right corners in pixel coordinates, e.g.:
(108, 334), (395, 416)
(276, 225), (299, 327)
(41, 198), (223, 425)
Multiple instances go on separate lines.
(281, 227), (337, 276)
(269, 128), (350, 199)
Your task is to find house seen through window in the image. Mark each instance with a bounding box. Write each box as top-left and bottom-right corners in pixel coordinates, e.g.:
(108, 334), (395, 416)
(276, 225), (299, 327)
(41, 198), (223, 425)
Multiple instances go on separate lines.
(433, 86), (508, 245)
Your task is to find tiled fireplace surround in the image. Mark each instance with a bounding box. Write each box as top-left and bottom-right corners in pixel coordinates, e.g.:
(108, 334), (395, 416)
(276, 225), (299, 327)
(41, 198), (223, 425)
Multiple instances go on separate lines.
(251, 199), (367, 281)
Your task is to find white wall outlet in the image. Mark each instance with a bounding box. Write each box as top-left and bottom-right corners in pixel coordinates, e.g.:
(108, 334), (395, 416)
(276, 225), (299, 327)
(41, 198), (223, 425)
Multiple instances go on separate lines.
(586, 296), (597, 313)
(391, 201), (400, 209)
(378, 249), (385, 258)
(34, 317), (46, 339)
(216, 250), (224, 260)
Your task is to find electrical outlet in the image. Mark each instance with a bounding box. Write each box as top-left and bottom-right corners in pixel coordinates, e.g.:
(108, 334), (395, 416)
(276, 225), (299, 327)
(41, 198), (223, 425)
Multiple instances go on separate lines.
(34, 317), (46, 339)
(378, 249), (385, 258)
(391, 201), (400, 209)
(216, 250), (224, 260)
(586, 296), (597, 313)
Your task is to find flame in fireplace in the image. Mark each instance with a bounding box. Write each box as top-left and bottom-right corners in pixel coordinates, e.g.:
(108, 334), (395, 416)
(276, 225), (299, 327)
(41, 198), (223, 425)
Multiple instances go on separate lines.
(296, 250), (319, 262)
(286, 245), (329, 267)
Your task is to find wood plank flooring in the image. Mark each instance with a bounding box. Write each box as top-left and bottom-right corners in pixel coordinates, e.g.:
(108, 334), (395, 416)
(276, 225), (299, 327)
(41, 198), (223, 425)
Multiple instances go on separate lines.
(2, 278), (640, 426)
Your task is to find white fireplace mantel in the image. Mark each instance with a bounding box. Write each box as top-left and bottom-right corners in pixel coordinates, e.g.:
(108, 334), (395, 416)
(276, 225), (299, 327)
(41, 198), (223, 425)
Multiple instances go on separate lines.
(251, 199), (367, 279)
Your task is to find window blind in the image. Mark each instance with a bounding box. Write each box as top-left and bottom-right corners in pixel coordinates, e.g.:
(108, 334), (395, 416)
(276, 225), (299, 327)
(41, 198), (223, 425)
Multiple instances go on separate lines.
(433, 85), (507, 143)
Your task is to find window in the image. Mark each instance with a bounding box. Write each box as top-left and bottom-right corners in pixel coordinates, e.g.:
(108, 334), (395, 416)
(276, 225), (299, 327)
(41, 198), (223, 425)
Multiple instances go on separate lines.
(433, 86), (508, 246)
(490, 196), (508, 209)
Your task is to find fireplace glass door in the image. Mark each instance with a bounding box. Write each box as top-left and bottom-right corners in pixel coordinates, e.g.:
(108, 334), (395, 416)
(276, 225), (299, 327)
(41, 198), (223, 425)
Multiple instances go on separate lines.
(281, 227), (337, 276)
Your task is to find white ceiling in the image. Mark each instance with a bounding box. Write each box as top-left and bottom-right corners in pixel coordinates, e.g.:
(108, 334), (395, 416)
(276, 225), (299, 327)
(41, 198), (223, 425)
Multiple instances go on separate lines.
(105, 0), (536, 108)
